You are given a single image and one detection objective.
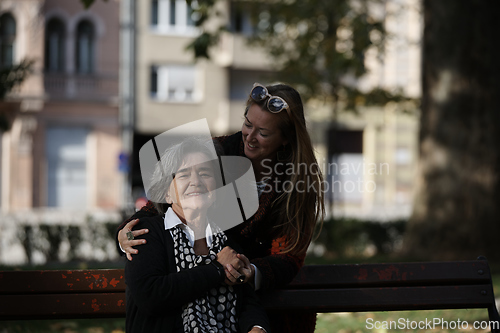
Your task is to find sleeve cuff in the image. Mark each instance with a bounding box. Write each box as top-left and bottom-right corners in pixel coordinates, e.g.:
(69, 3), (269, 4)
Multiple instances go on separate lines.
(251, 264), (262, 291)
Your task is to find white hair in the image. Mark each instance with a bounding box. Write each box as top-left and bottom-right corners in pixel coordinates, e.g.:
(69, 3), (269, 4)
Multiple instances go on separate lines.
(147, 137), (222, 214)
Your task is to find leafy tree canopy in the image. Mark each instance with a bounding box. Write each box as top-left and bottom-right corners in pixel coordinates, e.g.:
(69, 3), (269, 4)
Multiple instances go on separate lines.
(188, 0), (413, 109)
(0, 59), (34, 131)
(80, 0), (107, 9)
(0, 59), (34, 100)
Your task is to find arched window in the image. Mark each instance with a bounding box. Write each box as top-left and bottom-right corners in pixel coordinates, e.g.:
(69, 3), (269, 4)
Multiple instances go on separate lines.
(75, 20), (95, 74)
(0, 13), (16, 68)
(45, 18), (65, 72)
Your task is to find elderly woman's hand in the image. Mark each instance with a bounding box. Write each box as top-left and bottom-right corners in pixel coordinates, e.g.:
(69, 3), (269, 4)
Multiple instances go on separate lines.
(217, 246), (246, 284)
(118, 219), (149, 261)
(221, 252), (254, 286)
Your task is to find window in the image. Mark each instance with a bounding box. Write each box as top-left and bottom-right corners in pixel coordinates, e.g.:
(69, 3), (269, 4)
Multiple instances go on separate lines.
(230, 3), (254, 36)
(150, 64), (200, 102)
(45, 18), (65, 72)
(151, 0), (197, 35)
(151, 0), (159, 26)
(0, 13), (16, 68)
(46, 127), (88, 208)
(75, 20), (95, 74)
(229, 69), (271, 100)
(327, 129), (364, 203)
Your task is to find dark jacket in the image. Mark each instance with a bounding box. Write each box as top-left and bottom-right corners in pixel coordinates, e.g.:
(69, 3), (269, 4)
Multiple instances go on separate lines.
(125, 216), (270, 333)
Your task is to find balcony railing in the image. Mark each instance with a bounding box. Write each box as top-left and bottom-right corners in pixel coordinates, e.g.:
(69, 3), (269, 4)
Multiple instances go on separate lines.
(44, 73), (119, 102)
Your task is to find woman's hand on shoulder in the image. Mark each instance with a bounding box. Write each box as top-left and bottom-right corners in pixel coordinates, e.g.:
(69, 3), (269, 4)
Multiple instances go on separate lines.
(118, 219), (149, 261)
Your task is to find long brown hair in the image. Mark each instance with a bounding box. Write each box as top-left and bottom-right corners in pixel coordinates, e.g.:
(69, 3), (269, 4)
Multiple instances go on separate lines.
(245, 83), (325, 255)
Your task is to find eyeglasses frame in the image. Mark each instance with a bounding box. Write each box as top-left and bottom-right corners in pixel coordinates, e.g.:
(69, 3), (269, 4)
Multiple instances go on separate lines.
(250, 83), (290, 114)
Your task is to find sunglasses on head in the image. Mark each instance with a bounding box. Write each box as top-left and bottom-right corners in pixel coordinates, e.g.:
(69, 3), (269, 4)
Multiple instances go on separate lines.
(250, 83), (289, 114)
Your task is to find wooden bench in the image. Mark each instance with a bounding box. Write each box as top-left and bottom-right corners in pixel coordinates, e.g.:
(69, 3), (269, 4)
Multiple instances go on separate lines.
(1, 258), (499, 332)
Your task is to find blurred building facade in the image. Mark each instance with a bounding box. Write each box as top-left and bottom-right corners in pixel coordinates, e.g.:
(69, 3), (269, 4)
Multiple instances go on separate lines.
(0, 0), (420, 265)
(0, 0), (420, 221)
(0, 0), (121, 217)
(129, 0), (421, 221)
(317, 0), (422, 220)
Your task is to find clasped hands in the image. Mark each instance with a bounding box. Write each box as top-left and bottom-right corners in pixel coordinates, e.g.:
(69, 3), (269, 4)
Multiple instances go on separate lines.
(216, 246), (254, 285)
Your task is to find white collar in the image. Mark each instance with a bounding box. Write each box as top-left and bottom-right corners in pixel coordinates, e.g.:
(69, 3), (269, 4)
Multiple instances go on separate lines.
(164, 207), (213, 247)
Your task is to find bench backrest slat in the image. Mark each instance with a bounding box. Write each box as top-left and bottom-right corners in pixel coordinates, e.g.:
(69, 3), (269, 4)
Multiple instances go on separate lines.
(1, 293), (126, 319)
(0, 261), (490, 294)
(261, 285), (495, 312)
(0, 269), (126, 294)
(289, 261), (490, 288)
(0, 285), (495, 318)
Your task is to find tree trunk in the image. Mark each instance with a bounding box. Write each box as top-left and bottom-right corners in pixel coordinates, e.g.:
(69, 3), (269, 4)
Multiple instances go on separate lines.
(403, 0), (500, 262)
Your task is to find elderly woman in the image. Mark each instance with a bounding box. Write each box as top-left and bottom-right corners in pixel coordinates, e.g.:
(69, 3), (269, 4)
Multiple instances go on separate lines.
(125, 138), (270, 333)
(120, 83), (325, 332)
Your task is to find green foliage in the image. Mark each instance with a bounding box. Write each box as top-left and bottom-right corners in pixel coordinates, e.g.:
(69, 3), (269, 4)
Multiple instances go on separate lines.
(188, 0), (413, 109)
(244, 0), (386, 102)
(315, 217), (406, 258)
(343, 86), (419, 113)
(0, 59), (34, 100)
(316, 308), (491, 333)
(80, 0), (95, 8)
(17, 225), (35, 264)
(187, 0), (218, 27)
(0, 58), (34, 133)
(39, 225), (64, 262)
(186, 31), (220, 59)
(16, 220), (119, 264)
(80, 0), (108, 9)
(66, 226), (82, 260)
(185, 0), (227, 59)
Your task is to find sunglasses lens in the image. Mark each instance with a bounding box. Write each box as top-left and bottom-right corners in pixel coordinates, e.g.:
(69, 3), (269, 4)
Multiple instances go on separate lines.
(251, 86), (267, 101)
(268, 97), (286, 113)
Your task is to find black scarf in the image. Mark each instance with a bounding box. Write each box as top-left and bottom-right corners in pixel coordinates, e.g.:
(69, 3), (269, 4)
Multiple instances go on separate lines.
(171, 224), (238, 333)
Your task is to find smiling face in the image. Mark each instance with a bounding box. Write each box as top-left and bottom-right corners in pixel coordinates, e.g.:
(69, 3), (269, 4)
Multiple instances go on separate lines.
(166, 152), (216, 220)
(242, 104), (289, 167)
